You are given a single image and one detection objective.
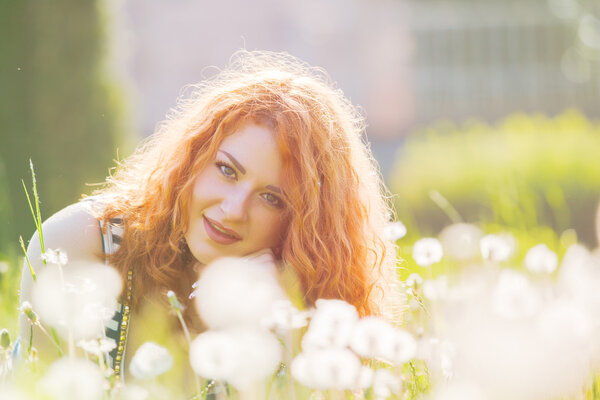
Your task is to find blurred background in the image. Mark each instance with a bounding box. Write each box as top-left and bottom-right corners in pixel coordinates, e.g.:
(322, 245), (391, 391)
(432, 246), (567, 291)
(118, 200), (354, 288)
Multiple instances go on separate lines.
(1, 0), (600, 323)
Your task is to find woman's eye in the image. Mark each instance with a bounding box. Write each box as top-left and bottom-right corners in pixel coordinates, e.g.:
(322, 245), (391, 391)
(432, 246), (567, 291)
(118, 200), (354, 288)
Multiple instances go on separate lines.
(262, 192), (283, 208)
(216, 162), (237, 179)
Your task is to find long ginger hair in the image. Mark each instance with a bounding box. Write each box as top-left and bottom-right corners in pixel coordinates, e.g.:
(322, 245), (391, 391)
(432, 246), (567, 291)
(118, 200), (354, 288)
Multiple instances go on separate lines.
(91, 51), (400, 328)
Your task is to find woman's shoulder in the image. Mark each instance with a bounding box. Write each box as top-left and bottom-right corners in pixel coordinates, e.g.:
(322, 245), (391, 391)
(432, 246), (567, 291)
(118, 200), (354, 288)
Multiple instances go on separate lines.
(26, 200), (104, 265)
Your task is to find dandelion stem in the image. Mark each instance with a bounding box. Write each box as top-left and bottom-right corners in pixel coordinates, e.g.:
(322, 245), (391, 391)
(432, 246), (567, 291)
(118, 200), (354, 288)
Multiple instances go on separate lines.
(429, 190), (463, 224)
(19, 236), (36, 282)
(36, 323), (64, 357)
(167, 290), (202, 395)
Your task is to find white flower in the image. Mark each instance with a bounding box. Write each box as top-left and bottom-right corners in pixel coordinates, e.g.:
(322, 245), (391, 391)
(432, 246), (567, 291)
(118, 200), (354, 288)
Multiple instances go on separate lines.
(129, 342), (173, 380)
(77, 337), (116, 356)
(189, 328), (282, 389)
(387, 329), (417, 365)
(422, 276), (448, 301)
(357, 366), (375, 389)
(412, 238), (443, 267)
(524, 244), (558, 274)
(383, 221), (407, 241)
(291, 348), (362, 390)
(492, 269), (541, 319)
(349, 316), (396, 360)
(41, 248), (68, 265)
(301, 299), (358, 350)
(480, 233), (515, 262)
(31, 262), (122, 340)
(405, 273), (423, 288)
(39, 358), (104, 400)
(0, 261), (9, 274)
(189, 330), (239, 382)
(439, 223), (483, 261)
(261, 299), (310, 333)
(372, 369), (402, 399)
(194, 257), (288, 329)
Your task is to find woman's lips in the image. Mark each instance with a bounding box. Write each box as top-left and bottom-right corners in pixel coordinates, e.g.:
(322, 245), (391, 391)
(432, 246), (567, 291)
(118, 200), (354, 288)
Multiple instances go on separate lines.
(203, 216), (241, 245)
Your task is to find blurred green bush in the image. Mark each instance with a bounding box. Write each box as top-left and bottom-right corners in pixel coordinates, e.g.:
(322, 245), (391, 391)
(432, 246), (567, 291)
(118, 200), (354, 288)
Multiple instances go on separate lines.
(389, 110), (600, 247)
(0, 0), (125, 255)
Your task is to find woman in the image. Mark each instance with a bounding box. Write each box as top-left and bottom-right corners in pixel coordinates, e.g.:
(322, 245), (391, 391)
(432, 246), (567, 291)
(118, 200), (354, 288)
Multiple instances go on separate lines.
(20, 50), (400, 380)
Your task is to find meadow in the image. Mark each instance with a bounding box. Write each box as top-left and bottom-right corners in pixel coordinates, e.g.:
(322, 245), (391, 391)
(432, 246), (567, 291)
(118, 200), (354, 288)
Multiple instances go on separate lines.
(1, 110), (600, 399)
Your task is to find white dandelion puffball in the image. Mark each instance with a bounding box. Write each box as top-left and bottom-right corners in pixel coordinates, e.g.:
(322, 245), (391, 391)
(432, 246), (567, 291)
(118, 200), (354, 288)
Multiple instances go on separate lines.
(524, 244), (558, 274)
(190, 327), (282, 389)
(41, 248), (68, 266)
(39, 358), (104, 400)
(412, 238), (443, 267)
(31, 262), (122, 340)
(383, 221), (407, 241)
(129, 342), (173, 380)
(194, 257), (287, 329)
(422, 276), (448, 301)
(479, 233), (515, 262)
(388, 328), (417, 365)
(372, 369), (402, 399)
(301, 299), (359, 350)
(492, 269), (541, 320)
(77, 337), (116, 357)
(261, 299), (310, 332)
(405, 272), (423, 288)
(349, 316), (396, 360)
(439, 223), (483, 261)
(291, 348), (362, 390)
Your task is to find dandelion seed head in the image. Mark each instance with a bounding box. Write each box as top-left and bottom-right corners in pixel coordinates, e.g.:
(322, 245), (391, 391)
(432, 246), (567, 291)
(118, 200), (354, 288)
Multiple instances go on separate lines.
(261, 299), (310, 333)
(439, 223), (483, 261)
(31, 262), (122, 340)
(129, 342), (173, 380)
(189, 328), (281, 389)
(357, 366), (375, 389)
(77, 338), (116, 356)
(291, 348), (362, 390)
(383, 221), (407, 242)
(0, 261), (9, 274)
(301, 299), (358, 350)
(387, 328), (417, 365)
(480, 233), (515, 262)
(41, 248), (68, 266)
(492, 269), (541, 319)
(348, 316), (396, 360)
(405, 273), (423, 288)
(422, 276), (448, 301)
(524, 244), (558, 274)
(39, 358), (104, 400)
(193, 257), (287, 329)
(372, 369), (402, 399)
(412, 237), (443, 267)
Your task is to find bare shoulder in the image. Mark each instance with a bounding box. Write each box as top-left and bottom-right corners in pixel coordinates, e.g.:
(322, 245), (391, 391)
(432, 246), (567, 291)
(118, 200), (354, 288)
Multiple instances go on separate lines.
(20, 201), (104, 301)
(19, 201), (105, 344)
(26, 201), (104, 263)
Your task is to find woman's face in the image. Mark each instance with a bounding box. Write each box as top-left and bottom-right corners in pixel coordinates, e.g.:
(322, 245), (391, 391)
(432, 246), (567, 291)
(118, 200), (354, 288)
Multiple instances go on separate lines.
(185, 123), (288, 265)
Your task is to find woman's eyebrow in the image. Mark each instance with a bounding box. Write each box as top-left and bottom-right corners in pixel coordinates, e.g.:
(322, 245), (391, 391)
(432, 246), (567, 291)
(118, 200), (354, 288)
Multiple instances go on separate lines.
(266, 185), (281, 194)
(218, 150), (246, 174)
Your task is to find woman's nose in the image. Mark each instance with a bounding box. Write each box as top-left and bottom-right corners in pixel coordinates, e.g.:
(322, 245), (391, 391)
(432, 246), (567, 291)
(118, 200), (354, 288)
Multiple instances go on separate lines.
(220, 188), (250, 221)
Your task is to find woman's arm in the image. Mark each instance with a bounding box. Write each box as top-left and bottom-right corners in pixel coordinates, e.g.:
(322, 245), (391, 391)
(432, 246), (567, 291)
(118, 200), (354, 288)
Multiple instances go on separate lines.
(19, 201), (104, 358)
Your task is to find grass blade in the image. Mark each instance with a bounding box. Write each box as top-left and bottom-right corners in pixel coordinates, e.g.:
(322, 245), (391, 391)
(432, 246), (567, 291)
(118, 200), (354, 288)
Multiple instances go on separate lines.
(19, 236), (36, 282)
(29, 160), (45, 253)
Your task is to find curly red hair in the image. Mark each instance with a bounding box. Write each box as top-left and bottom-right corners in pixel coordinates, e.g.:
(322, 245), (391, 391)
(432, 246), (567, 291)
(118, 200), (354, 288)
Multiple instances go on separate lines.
(91, 51), (400, 328)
